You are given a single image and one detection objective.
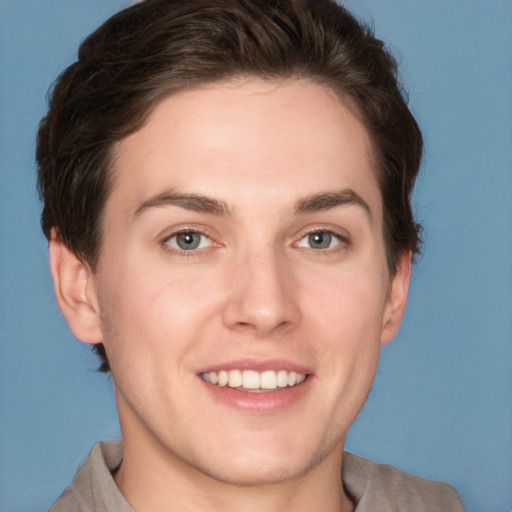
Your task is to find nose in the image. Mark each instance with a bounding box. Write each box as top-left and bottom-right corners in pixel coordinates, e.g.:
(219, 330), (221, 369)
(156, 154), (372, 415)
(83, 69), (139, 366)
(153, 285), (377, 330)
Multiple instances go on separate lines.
(222, 247), (301, 338)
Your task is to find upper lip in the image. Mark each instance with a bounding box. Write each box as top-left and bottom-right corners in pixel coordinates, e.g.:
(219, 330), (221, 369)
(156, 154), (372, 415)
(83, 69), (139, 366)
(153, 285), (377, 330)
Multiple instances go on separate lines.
(197, 359), (313, 375)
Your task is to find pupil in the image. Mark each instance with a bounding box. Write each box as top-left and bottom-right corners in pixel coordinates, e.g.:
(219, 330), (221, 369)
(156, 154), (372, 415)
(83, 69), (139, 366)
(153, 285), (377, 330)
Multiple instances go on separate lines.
(309, 232), (331, 249)
(177, 232), (200, 250)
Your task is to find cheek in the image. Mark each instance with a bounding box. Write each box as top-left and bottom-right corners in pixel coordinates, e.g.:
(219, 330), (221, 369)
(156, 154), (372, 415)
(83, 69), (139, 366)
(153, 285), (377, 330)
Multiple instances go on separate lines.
(96, 262), (223, 365)
(304, 267), (388, 333)
(303, 267), (388, 386)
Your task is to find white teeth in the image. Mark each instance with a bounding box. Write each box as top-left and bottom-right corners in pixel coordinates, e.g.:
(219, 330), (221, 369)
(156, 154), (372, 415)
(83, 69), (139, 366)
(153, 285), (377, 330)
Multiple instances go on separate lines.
(276, 370), (288, 387)
(228, 369), (242, 388)
(201, 369), (307, 390)
(218, 370), (228, 386)
(242, 370), (260, 389)
(260, 370), (277, 389)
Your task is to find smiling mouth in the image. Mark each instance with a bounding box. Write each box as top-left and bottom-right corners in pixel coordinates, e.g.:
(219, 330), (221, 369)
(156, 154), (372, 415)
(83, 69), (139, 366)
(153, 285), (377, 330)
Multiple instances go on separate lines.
(201, 369), (307, 392)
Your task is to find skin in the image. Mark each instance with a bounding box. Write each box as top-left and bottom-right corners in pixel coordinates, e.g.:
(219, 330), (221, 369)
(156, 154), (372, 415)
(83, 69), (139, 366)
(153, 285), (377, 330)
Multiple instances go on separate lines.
(50, 78), (410, 512)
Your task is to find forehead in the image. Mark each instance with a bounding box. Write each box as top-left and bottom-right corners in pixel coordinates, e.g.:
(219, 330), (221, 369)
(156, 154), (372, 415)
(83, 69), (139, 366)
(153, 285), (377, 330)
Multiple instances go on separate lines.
(108, 78), (380, 218)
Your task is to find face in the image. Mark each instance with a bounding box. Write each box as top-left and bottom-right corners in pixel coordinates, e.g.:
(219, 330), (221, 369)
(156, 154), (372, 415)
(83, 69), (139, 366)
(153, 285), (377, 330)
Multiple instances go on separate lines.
(74, 79), (409, 486)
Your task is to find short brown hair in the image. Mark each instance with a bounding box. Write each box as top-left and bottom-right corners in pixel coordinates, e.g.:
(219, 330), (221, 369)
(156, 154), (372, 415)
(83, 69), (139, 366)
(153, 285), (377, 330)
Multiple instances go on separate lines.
(37, 0), (423, 372)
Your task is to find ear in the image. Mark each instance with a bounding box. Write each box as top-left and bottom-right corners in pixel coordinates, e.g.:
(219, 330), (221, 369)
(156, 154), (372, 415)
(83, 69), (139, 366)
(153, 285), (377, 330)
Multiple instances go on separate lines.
(48, 229), (103, 344)
(380, 251), (412, 345)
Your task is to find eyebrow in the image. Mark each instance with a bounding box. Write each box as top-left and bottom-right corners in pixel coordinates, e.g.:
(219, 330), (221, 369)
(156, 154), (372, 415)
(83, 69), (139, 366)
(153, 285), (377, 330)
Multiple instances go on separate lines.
(294, 189), (372, 222)
(133, 188), (372, 221)
(133, 191), (230, 218)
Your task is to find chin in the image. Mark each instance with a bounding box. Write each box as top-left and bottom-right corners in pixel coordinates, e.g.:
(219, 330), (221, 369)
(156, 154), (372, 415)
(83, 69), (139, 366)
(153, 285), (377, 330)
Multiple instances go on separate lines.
(197, 457), (309, 487)
(186, 434), (340, 487)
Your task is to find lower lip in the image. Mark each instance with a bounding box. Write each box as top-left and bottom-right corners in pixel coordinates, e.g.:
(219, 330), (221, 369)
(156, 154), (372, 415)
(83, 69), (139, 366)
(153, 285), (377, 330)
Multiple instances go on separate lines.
(199, 377), (313, 413)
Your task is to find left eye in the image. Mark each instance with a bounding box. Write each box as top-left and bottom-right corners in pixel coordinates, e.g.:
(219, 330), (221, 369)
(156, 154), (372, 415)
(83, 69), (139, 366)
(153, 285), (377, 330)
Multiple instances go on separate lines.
(296, 231), (341, 250)
(165, 231), (212, 251)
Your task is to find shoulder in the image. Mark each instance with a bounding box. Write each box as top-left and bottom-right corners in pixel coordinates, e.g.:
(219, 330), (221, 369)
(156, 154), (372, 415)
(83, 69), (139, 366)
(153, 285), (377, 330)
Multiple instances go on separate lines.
(343, 452), (466, 511)
(47, 441), (129, 512)
(47, 486), (81, 512)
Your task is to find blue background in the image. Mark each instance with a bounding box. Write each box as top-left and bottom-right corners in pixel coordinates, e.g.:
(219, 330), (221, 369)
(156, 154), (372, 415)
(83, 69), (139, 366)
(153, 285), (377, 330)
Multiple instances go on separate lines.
(1, 1), (510, 510)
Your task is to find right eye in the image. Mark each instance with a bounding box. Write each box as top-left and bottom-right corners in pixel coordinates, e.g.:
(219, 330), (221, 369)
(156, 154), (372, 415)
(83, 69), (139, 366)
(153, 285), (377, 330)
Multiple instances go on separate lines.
(296, 230), (344, 250)
(164, 231), (212, 252)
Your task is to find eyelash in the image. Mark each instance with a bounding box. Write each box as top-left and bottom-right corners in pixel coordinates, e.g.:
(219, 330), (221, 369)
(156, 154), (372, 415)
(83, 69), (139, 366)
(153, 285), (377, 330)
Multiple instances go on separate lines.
(161, 228), (215, 256)
(294, 229), (351, 253)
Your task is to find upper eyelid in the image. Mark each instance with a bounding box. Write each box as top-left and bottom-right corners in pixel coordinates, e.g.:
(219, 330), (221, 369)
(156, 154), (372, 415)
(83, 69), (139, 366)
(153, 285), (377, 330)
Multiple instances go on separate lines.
(292, 225), (350, 242)
(160, 224), (216, 242)
(165, 227), (206, 237)
(167, 231), (211, 247)
(164, 229), (210, 241)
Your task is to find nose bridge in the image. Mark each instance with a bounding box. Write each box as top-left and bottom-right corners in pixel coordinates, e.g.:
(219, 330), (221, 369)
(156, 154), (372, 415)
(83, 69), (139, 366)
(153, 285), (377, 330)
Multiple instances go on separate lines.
(223, 241), (299, 336)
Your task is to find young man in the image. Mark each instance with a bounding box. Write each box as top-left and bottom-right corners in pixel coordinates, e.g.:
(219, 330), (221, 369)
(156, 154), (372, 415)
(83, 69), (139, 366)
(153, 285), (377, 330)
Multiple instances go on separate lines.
(38, 0), (465, 510)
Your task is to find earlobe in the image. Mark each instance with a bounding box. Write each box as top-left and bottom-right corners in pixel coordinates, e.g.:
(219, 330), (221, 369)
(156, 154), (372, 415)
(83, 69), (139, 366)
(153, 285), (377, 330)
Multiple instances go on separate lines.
(48, 229), (103, 344)
(380, 251), (412, 345)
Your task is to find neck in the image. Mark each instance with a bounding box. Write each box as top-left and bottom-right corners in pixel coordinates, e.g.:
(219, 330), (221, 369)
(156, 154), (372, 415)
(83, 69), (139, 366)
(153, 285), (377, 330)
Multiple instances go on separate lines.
(115, 434), (355, 512)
